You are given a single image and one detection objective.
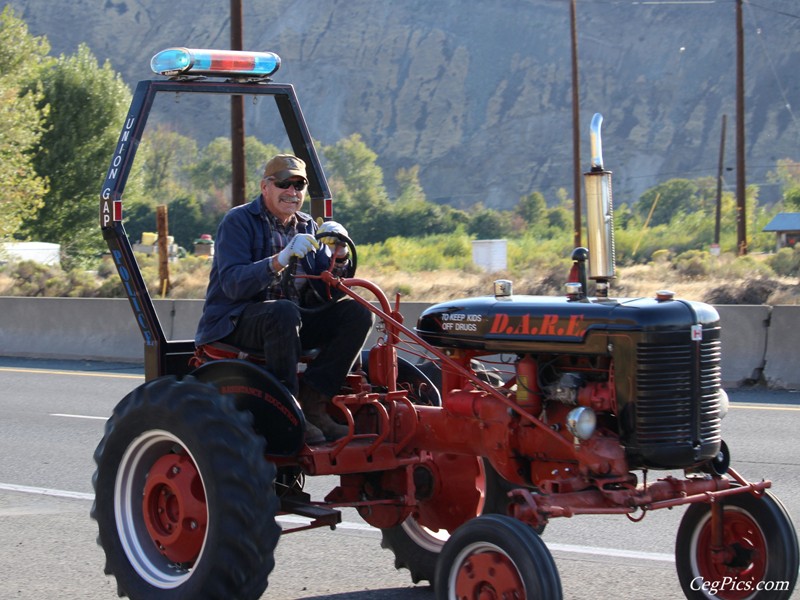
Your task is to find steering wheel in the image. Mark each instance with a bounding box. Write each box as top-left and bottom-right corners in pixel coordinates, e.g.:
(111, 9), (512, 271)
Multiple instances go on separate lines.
(280, 231), (358, 302)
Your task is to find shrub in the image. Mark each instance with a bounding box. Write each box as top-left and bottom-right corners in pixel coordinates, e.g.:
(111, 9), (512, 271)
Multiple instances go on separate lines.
(704, 278), (781, 305)
(768, 247), (800, 277)
(673, 250), (712, 279)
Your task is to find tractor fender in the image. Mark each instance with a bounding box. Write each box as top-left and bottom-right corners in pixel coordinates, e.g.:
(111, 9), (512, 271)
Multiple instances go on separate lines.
(192, 359), (305, 456)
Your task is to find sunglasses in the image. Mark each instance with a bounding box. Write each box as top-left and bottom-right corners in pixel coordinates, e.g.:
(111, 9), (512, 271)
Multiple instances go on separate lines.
(272, 179), (307, 191)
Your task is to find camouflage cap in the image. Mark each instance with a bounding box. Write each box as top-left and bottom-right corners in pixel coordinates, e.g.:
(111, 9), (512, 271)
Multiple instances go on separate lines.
(263, 154), (307, 181)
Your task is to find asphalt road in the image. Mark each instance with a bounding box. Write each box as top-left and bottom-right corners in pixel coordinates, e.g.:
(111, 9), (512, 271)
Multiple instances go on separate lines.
(0, 356), (798, 599)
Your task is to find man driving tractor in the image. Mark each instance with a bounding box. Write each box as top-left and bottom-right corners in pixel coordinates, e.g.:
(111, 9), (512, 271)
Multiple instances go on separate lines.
(194, 154), (373, 444)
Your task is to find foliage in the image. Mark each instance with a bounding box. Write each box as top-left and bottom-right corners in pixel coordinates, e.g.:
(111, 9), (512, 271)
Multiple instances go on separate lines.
(769, 246), (800, 277)
(468, 205), (510, 239)
(0, 259), (98, 297)
(515, 192), (546, 227)
(21, 44), (132, 265)
(322, 134), (391, 243)
(359, 234), (476, 271)
(137, 125), (198, 201)
(768, 159), (800, 210)
(0, 7), (51, 239)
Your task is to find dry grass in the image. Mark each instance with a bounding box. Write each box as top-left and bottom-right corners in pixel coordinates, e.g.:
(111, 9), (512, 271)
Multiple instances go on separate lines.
(358, 263), (800, 305)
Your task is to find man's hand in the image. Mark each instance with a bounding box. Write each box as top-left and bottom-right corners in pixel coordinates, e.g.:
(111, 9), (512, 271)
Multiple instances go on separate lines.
(317, 221), (349, 258)
(277, 233), (319, 267)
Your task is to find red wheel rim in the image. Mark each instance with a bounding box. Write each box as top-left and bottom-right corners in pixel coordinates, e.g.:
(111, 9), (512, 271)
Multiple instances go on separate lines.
(694, 508), (767, 600)
(454, 547), (525, 600)
(415, 454), (485, 533)
(142, 452), (207, 564)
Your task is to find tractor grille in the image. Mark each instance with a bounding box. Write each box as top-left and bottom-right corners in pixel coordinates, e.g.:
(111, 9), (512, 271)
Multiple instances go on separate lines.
(629, 333), (722, 469)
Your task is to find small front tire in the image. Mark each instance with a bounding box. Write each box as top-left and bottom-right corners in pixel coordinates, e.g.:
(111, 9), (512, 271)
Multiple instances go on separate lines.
(675, 489), (799, 600)
(434, 514), (562, 600)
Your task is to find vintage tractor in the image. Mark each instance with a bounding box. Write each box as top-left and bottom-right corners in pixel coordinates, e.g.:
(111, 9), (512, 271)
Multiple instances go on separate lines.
(93, 48), (799, 599)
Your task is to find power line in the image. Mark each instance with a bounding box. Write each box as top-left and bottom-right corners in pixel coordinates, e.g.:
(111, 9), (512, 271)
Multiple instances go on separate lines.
(747, 1), (800, 20)
(743, 1), (800, 145)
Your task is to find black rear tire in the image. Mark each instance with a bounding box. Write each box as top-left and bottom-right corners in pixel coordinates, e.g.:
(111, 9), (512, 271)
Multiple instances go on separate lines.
(92, 376), (280, 600)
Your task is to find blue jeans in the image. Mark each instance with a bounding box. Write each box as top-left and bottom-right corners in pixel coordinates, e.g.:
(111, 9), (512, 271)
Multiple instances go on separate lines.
(221, 298), (373, 398)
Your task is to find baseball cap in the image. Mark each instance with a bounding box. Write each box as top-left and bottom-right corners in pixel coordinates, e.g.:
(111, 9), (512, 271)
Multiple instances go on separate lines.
(263, 154), (307, 181)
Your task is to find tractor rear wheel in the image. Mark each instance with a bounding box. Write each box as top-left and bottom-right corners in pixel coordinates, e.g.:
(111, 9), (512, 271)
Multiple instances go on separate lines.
(434, 514), (562, 600)
(380, 455), (523, 585)
(92, 376), (280, 600)
(675, 488), (799, 599)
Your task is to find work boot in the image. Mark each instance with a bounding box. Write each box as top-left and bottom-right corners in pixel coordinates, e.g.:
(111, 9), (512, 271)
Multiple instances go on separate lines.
(303, 420), (326, 445)
(299, 384), (349, 441)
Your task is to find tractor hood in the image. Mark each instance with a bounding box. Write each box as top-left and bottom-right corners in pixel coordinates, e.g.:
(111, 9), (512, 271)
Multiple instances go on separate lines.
(416, 294), (720, 353)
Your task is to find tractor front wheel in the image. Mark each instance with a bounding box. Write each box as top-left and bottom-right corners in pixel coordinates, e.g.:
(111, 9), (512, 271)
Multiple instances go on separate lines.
(434, 514), (562, 600)
(92, 376), (280, 600)
(380, 455), (527, 585)
(675, 488), (799, 600)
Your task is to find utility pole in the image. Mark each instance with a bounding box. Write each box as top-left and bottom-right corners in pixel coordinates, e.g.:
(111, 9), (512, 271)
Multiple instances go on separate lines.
(735, 0), (747, 255)
(231, 0), (246, 207)
(714, 114), (727, 252)
(570, 0), (582, 248)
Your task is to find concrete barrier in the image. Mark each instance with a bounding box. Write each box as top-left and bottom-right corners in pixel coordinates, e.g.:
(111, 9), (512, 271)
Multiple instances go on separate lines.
(715, 305), (771, 387)
(763, 306), (800, 389)
(0, 296), (798, 389)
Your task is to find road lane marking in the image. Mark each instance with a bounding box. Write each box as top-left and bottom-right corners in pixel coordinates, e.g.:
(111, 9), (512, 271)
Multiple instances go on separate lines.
(0, 483), (676, 564)
(0, 482), (94, 501)
(731, 403), (800, 411)
(50, 413), (108, 421)
(0, 366), (143, 379)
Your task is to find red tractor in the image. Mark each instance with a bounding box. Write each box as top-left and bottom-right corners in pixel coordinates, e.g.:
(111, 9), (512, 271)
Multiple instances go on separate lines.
(93, 48), (799, 599)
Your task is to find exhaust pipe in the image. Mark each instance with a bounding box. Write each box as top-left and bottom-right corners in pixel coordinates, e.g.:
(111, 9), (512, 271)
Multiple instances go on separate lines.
(584, 113), (615, 295)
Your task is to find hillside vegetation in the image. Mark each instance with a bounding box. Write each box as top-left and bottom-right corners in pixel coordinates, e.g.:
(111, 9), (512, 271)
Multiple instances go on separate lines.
(2, 235), (798, 306)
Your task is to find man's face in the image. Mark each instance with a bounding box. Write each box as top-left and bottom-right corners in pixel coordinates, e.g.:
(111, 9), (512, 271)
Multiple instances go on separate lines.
(261, 176), (307, 223)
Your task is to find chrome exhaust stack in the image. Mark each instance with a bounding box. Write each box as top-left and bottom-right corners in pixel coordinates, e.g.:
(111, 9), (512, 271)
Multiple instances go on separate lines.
(584, 113), (616, 297)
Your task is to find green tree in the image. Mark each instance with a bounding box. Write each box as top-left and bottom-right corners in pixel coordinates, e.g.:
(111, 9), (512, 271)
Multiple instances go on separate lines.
(22, 43), (132, 264)
(0, 8), (51, 240)
(395, 165), (426, 205)
(168, 195), (216, 249)
(634, 179), (700, 227)
(138, 125), (198, 202)
(468, 206), (509, 240)
(785, 187), (800, 211)
(516, 191), (546, 227)
(188, 136), (280, 216)
(323, 134), (391, 243)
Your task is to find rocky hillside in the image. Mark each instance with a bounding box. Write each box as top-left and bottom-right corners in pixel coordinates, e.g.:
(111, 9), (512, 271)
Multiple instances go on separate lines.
(9, 0), (800, 209)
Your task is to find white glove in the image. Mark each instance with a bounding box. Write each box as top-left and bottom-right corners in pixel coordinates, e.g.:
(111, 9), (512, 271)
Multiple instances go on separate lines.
(317, 221), (349, 258)
(277, 233), (319, 267)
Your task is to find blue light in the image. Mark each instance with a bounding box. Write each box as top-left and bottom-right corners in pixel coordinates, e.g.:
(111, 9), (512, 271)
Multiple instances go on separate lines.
(150, 48), (281, 79)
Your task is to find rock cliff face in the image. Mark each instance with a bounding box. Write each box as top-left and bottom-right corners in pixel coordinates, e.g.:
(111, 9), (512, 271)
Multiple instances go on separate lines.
(10, 0), (800, 208)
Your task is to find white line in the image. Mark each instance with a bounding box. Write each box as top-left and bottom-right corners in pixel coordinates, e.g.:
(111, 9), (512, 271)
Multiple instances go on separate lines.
(0, 483), (674, 563)
(276, 516), (673, 562)
(50, 413), (108, 421)
(0, 482), (94, 501)
(548, 542), (673, 563)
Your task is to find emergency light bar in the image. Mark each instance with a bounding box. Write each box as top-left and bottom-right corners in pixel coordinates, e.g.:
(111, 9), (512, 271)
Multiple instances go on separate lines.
(150, 48), (281, 79)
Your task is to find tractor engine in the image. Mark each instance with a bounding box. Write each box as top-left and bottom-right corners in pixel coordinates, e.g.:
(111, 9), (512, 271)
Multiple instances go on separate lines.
(416, 292), (725, 471)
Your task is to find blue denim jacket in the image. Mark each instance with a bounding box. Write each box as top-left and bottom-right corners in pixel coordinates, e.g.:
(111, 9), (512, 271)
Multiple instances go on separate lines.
(194, 196), (324, 346)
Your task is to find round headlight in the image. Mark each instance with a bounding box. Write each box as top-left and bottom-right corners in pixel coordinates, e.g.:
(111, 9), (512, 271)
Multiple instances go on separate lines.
(566, 406), (596, 441)
(718, 388), (729, 420)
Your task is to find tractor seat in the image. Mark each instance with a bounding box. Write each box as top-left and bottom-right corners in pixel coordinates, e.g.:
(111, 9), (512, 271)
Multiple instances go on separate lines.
(190, 341), (320, 368)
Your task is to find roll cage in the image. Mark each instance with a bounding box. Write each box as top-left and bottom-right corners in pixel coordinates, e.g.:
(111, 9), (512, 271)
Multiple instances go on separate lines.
(99, 77), (331, 381)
